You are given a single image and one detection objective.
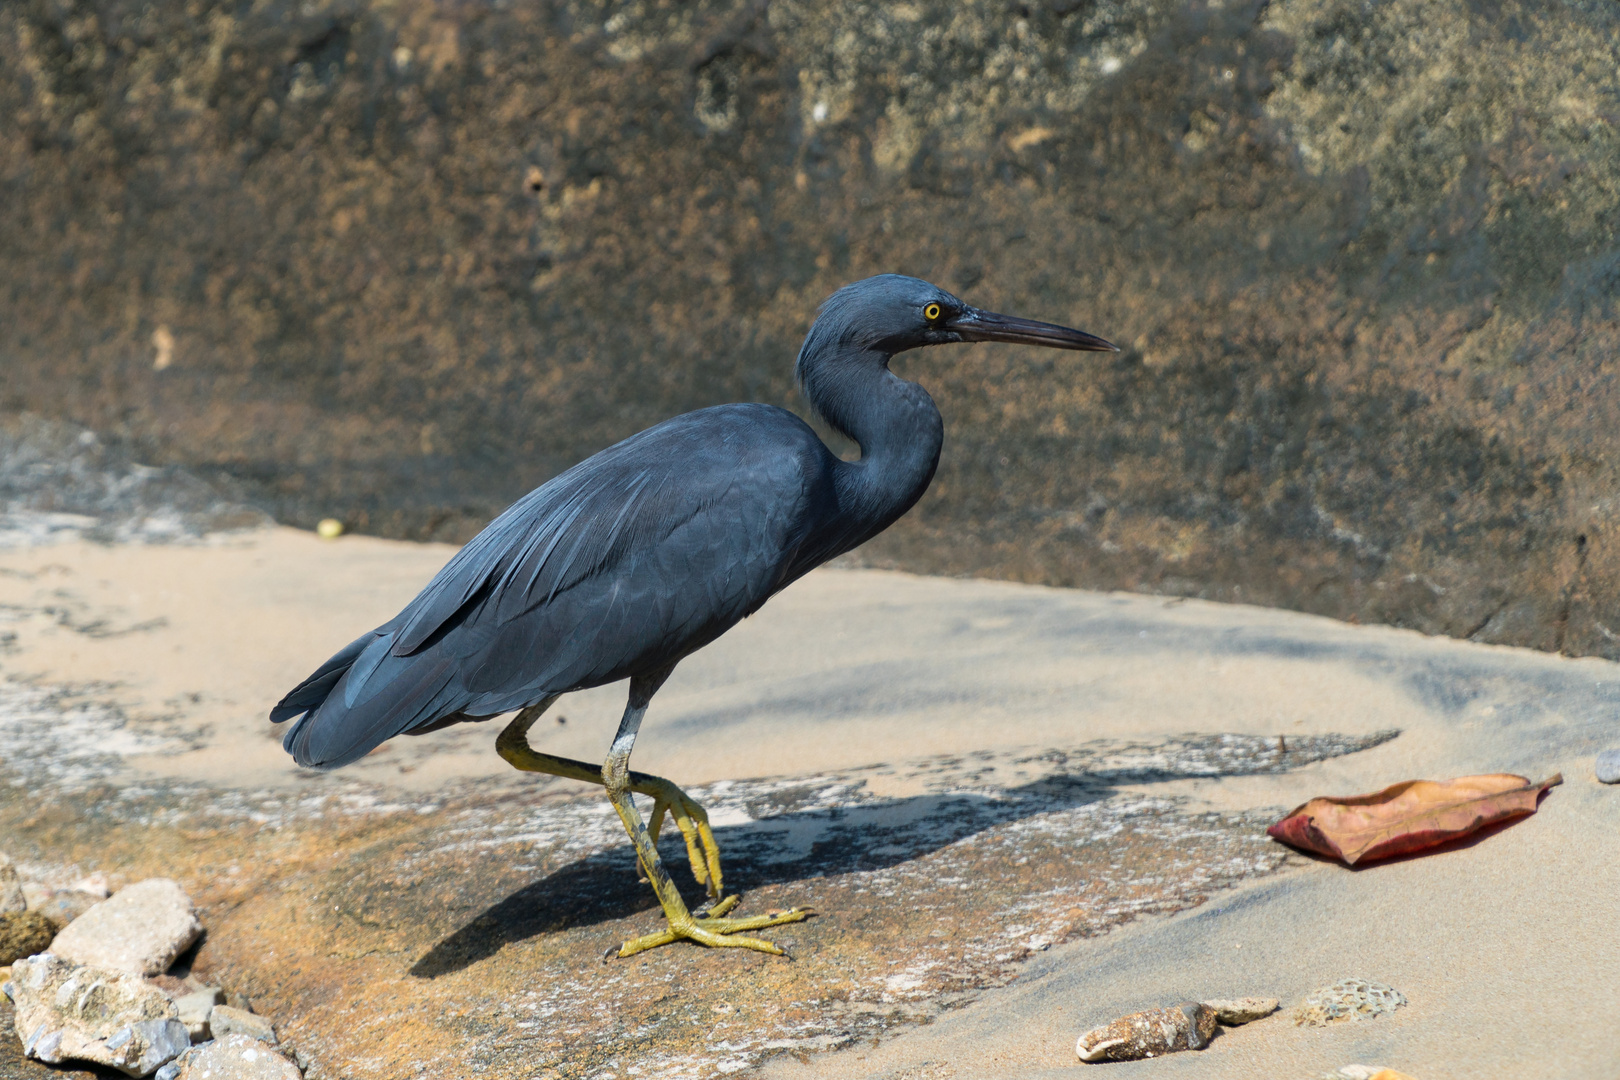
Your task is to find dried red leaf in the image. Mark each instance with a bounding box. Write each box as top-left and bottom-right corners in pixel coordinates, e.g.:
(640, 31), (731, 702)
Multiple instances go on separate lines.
(1267, 772), (1562, 865)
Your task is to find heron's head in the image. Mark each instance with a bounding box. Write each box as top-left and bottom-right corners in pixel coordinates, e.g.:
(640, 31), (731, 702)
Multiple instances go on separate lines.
(797, 274), (1116, 382)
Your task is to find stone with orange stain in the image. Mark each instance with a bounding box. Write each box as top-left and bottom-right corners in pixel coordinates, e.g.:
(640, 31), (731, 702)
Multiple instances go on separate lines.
(0, 727), (1384, 1079)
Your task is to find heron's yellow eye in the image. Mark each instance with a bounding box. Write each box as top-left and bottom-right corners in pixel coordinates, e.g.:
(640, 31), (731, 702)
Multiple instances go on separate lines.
(924, 303), (942, 322)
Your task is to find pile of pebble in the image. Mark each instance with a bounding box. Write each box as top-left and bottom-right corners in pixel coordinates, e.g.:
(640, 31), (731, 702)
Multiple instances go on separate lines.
(1075, 979), (1412, 1068)
(0, 852), (302, 1079)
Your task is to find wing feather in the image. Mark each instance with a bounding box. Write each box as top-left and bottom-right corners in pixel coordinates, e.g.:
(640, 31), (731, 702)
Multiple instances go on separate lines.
(272, 404), (835, 768)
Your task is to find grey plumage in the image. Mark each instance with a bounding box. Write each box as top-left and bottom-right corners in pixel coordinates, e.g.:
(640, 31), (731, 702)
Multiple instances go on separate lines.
(271, 275), (1115, 769)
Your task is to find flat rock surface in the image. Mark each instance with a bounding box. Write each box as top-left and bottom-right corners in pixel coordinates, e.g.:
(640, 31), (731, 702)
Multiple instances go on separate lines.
(30, 890), (104, 929)
(50, 880), (203, 977)
(170, 1036), (300, 1080)
(1, 532), (1617, 1077)
(207, 1007), (275, 1047)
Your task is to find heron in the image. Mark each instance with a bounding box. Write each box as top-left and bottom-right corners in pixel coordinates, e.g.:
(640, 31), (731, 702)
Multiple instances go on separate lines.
(271, 274), (1116, 957)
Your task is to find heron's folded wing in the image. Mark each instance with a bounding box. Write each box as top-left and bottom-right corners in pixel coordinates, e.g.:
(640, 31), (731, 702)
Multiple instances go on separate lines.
(391, 405), (826, 674)
(275, 405), (830, 768)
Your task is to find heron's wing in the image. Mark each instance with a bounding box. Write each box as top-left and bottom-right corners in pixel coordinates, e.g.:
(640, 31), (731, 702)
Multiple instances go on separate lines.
(277, 406), (830, 767)
(393, 407), (820, 661)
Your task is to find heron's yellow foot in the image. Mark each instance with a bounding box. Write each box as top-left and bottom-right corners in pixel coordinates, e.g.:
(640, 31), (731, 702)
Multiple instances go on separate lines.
(615, 896), (815, 958)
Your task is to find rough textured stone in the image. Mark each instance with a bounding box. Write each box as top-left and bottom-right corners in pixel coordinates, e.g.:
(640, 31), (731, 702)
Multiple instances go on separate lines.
(49, 879), (202, 977)
(68, 877), (111, 900)
(1202, 996), (1279, 1025)
(19, 882), (51, 911)
(1294, 978), (1408, 1026)
(1075, 1001), (1218, 1061)
(1595, 749), (1620, 784)
(208, 1005), (276, 1046)
(0, 911), (55, 965)
(0, 414), (271, 547)
(7, 953), (190, 1077)
(0, 729), (1357, 1079)
(173, 988), (224, 1042)
(0, 854), (23, 915)
(164, 1035), (301, 1080)
(5, 0), (1620, 655)
(29, 890), (104, 931)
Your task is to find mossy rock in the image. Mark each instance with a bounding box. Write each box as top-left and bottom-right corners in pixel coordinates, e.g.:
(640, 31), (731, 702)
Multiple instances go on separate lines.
(0, 911), (54, 966)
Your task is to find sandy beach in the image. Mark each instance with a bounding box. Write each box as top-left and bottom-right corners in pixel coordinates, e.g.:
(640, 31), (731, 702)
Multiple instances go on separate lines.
(2, 527), (1431, 794)
(2, 526), (1618, 1078)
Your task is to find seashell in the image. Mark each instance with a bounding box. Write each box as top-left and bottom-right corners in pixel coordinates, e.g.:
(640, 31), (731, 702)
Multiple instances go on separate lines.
(1075, 1001), (1216, 1062)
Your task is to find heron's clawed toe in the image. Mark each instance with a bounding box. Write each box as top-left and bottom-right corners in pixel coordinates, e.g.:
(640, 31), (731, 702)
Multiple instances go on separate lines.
(698, 894), (742, 918)
(639, 776), (724, 899)
(614, 901), (815, 958)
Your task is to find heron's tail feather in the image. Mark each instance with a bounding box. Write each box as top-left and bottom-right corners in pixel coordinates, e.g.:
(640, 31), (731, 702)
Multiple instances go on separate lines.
(271, 627), (460, 769)
(268, 630), (377, 724)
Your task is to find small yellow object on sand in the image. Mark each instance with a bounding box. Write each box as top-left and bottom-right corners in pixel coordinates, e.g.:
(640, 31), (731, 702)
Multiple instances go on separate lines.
(316, 518), (345, 540)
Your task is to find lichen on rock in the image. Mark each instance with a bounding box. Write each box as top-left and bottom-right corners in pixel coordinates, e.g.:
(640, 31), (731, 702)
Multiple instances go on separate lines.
(0, 911), (55, 966)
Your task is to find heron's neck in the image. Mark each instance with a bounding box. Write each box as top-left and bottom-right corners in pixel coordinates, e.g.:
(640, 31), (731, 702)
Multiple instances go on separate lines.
(802, 347), (944, 535)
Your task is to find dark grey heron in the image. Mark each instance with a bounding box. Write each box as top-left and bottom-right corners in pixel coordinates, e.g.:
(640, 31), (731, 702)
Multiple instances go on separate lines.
(271, 274), (1116, 957)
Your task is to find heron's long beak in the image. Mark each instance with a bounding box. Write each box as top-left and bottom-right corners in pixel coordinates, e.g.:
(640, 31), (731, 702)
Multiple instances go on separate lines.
(947, 308), (1118, 352)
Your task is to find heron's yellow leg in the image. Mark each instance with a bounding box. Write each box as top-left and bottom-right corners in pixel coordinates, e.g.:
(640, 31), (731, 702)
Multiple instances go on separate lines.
(497, 703), (723, 897)
(497, 692), (813, 957)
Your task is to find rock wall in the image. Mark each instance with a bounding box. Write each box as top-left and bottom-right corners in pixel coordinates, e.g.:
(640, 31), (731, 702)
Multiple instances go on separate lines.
(4, 0), (1620, 655)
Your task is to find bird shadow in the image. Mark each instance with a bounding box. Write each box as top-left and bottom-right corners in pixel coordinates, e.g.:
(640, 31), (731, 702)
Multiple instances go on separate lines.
(408, 760), (1269, 979)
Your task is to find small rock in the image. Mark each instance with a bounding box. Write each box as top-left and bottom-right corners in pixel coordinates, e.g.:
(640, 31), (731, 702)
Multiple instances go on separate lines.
(70, 874), (112, 899)
(1076, 1001), (1217, 1062)
(9, 952), (190, 1077)
(1324, 1067), (1419, 1080)
(1201, 996), (1279, 1025)
(0, 911), (56, 965)
(50, 879), (202, 976)
(164, 1034), (302, 1080)
(174, 987), (225, 1040)
(0, 853), (24, 914)
(32, 889), (105, 929)
(146, 974), (194, 997)
(210, 1004), (277, 1046)
(1595, 749), (1620, 783)
(1294, 979), (1407, 1026)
